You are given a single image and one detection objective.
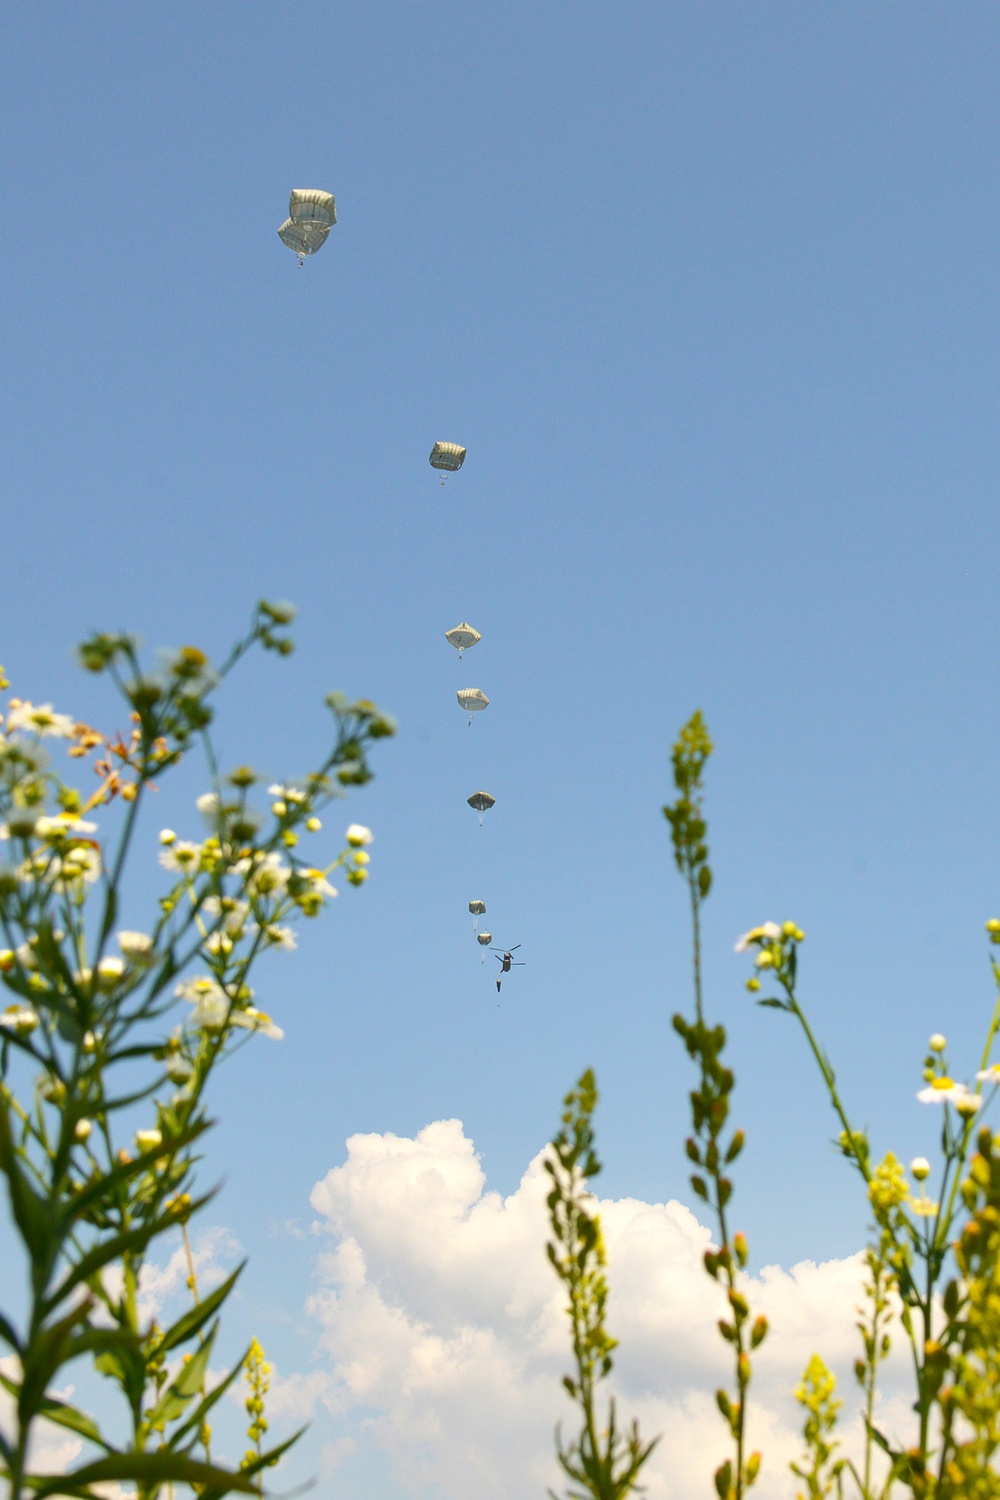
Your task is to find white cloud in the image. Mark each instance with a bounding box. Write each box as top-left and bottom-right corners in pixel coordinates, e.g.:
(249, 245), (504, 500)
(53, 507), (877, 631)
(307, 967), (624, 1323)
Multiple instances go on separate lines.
(287, 1119), (915, 1500)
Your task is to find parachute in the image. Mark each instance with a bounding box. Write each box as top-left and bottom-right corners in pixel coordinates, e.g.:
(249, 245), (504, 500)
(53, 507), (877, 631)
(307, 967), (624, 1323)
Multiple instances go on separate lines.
(457, 688), (489, 724)
(469, 898), (486, 934)
(477, 930), (492, 960)
(445, 622), (482, 658)
(278, 189), (337, 263)
(429, 441), (466, 473)
(467, 790), (495, 826)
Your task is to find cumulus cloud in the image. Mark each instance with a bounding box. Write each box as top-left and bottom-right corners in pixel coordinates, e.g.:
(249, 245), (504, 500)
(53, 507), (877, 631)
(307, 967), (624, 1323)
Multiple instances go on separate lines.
(284, 1119), (914, 1500)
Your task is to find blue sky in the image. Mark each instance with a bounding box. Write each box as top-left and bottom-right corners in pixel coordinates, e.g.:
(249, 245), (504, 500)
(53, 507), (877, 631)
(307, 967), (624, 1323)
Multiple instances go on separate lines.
(4, 3), (1000, 1492)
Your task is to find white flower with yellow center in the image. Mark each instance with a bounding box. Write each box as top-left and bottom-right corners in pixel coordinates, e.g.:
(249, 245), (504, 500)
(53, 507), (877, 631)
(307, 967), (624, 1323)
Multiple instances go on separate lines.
(734, 921), (781, 953)
(241, 851), (291, 897)
(303, 868), (337, 899)
(977, 1064), (1000, 1085)
(909, 1196), (939, 1218)
(917, 1078), (983, 1113)
(6, 702), (75, 738)
(118, 930), (154, 960)
(175, 975), (224, 1004)
(346, 824), (373, 848)
(135, 1129), (163, 1153)
(262, 924), (297, 951)
(202, 895), (250, 935)
(35, 814), (98, 840)
(193, 993), (229, 1030)
(158, 840), (203, 874)
(96, 956), (125, 989)
(269, 784), (307, 805)
(231, 1007), (284, 1040)
(0, 1004), (39, 1036)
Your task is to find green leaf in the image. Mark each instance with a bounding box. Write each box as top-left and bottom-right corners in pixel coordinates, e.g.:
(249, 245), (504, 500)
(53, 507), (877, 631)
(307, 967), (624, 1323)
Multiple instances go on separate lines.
(18, 1300), (93, 1425)
(26, 1449), (258, 1497)
(145, 1323), (217, 1429)
(0, 1311), (22, 1353)
(156, 1261), (245, 1354)
(200, 1428), (307, 1500)
(756, 998), (789, 1011)
(0, 1100), (57, 1271)
(168, 1344), (250, 1451)
(33, 1391), (112, 1452)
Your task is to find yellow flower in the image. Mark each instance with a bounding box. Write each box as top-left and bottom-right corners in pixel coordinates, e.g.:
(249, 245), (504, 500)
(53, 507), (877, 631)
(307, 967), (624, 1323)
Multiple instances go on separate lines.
(869, 1152), (909, 1214)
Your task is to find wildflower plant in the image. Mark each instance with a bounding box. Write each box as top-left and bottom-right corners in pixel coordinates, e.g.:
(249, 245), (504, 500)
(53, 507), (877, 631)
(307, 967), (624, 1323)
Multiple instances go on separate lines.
(664, 713), (766, 1500)
(0, 601), (394, 1499)
(545, 1070), (656, 1500)
(547, 709), (1000, 1499)
(734, 794), (1000, 1495)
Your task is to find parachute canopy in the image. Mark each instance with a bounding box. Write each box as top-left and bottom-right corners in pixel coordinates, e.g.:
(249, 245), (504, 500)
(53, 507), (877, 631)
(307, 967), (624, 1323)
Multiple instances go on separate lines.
(278, 189), (336, 258)
(477, 931), (493, 946)
(430, 442), (466, 473)
(445, 622), (482, 656)
(457, 688), (489, 715)
(469, 900), (487, 916)
(467, 791), (495, 813)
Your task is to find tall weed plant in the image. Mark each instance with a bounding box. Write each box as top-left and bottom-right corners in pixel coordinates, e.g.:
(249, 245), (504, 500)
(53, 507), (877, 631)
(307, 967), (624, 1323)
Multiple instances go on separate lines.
(549, 714), (1000, 1500)
(0, 603), (393, 1499)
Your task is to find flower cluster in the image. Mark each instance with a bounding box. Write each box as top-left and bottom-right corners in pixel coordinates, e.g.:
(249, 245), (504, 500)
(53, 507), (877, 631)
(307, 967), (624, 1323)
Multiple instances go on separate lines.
(735, 921), (805, 990)
(0, 608), (393, 1500)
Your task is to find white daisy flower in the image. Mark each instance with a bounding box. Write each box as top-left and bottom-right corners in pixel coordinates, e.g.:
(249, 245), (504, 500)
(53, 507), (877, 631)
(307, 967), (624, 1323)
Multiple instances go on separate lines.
(346, 824), (373, 848)
(6, 702), (75, 738)
(118, 930), (154, 958)
(241, 851), (290, 897)
(263, 924), (297, 951)
(196, 791), (220, 818)
(231, 1007), (284, 1040)
(0, 1004), (39, 1036)
(135, 1129), (163, 1153)
(734, 921), (781, 953)
(35, 815), (98, 840)
(193, 993), (229, 1031)
(302, 868), (338, 899)
(202, 896), (250, 935)
(917, 1078), (983, 1114)
(158, 840), (203, 873)
(269, 784), (307, 804)
(175, 975), (225, 1004)
(977, 1064), (1000, 1085)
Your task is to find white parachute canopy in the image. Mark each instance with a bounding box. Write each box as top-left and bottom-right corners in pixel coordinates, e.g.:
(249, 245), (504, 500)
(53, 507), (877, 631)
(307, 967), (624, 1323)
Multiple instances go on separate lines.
(457, 688), (489, 724)
(278, 189), (336, 260)
(477, 929), (492, 959)
(445, 622), (482, 658)
(430, 441), (466, 473)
